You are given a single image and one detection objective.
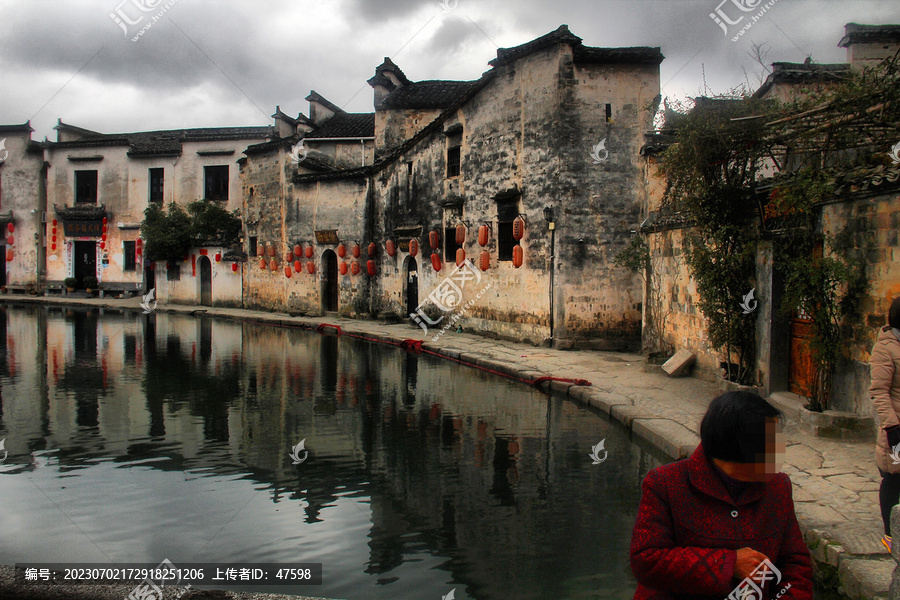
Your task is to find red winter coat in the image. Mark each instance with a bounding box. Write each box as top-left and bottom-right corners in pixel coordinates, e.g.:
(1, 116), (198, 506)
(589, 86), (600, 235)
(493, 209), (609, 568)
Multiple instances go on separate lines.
(630, 444), (812, 600)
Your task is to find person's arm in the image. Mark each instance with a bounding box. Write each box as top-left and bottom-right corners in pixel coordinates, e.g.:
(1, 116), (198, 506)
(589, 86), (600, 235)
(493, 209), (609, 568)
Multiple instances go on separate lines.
(774, 477), (813, 600)
(630, 470), (736, 596)
(870, 341), (899, 432)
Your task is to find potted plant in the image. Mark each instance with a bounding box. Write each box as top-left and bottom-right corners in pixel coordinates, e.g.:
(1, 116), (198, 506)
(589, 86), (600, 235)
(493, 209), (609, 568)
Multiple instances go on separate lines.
(83, 276), (99, 296)
(64, 277), (77, 293)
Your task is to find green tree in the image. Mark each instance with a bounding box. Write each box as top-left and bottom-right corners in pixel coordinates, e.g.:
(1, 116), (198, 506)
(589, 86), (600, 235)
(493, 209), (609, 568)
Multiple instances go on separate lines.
(141, 202), (191, 263)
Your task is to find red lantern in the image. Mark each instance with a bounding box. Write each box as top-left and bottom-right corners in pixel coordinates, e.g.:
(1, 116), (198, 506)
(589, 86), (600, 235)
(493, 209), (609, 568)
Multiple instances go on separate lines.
(6, 235), (13, 246)
(513, 216), (525, 240)
(480, 250), (490, 271)
(293, 244), (302, 258)
(368, 242), (376, 257)
(52, 219), (57, 227)
(367, 260), (376, 276)
(101, 234), (107, 242)
(136, 239), (142, 247)
(512, 244), (524, 268)
(284, 266), (292, 278)
(51, 235), (57, 243)
(269, 258), (277, 271)
(307, 261), (315, 274)
(409, 238), (419, 257)
(100, 241), (105, 250)
(259, 257), (266, 270)
(102, 217), (108, 225)
(136, 246), (141, 256)
(215, 253), (221, 262)
(5, 249), (12, 262)
(339, 262), (348, 275)
(51, 243), (57, 251)
(352, 244), (361, 258)
(429, 230), (439, 249)
(337, 243), (346, 258)
(385, 239), (396, 257)
(351, 261), (360, 275)
(232, 263), (238, 272)
(456, 224), (466, 245)
(267, 245), (275, 257)
(456, 247), (466, 267)
(431, 253), (442, 272)
(294, 260), (302, 273)
(305, 246), (313, 259)
(6, 223), (13, 233)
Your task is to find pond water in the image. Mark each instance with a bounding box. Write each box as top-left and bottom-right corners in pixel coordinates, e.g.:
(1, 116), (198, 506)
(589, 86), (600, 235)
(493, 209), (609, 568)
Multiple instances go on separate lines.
(0, 304), (666, 600)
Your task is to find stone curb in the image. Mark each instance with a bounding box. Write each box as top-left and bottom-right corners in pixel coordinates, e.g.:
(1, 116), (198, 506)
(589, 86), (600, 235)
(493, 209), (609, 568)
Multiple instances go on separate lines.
(0, 296), (890, 599)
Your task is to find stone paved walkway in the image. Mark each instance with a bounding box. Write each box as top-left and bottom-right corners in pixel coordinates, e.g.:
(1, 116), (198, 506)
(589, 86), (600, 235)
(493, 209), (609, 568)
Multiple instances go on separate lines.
(0, 294), (892, 599)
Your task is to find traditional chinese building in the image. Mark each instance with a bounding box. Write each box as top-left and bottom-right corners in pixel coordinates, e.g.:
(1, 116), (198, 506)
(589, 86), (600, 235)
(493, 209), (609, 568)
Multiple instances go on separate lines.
(242, 25), (663, 349)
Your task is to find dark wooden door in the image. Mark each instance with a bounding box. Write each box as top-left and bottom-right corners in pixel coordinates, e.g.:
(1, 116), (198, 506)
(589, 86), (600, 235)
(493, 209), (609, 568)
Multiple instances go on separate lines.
(323, 250), (338, 312)
(73, 241), (96, 287)
(198, 256), (212, 306)
(406, 258), (418, 315)
(789, 306), (815, 396)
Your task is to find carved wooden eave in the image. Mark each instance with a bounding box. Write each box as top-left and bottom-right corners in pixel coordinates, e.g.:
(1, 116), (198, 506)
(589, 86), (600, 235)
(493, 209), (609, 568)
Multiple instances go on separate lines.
(55, 204), (108, 220)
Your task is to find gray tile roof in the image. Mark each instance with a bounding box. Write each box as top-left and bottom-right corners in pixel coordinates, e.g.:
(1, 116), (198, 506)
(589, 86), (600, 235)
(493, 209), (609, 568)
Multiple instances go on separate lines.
(839, 22), (900, 47)
(307, 113), (375, 138)
(51, 125), (272, 157)
(753, 61), (850, 98)
(381, 80), (479, 109)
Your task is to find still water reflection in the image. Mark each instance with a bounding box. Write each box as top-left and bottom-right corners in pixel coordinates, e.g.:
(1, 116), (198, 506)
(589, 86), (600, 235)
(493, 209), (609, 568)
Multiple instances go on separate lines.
(0, 304), (665, 600)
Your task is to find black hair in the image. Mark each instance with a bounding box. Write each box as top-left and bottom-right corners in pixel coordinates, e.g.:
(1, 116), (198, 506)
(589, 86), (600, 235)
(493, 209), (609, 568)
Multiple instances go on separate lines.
(700, 391), (783, 463)
(889, 296), (900, 329)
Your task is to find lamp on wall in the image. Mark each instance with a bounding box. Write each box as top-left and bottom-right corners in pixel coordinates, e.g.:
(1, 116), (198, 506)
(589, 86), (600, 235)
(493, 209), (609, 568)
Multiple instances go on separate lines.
(543, 206), (555, 229)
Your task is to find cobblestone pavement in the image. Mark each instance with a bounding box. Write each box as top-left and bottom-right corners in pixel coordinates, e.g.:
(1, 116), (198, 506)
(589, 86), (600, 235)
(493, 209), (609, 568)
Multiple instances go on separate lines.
(0, 294), (892, 599)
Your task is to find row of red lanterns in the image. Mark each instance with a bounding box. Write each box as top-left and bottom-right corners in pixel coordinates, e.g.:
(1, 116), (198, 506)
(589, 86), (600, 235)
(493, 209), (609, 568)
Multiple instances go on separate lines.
(5, 222), (14, 263)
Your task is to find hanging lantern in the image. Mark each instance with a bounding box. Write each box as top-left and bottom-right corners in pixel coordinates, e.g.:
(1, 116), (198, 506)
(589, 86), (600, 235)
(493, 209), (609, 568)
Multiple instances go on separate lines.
(283, 251), (291, 262)
(456, 247), (467, 266)
(101, 233), (107, 242)
(339, 262), (348, 275)
(136, 246), (141, 256)
(215, 253), (221, 262)
(6, 223), (14, 234)
(456, 224), (466, 246)
(284, 266), (292, 278)
(409, 238), (419, 257)
(337, 243), (346, 258)
(385, 239), (396, 257)
(52, 219), (57, 227)
(100, 241), (105, 250)
(102, 217), (108, 225)
(305, 245), (313, 259)
(259, 257), (267, 270)
(351, 261), (360, 275)
(512, 244), (524, 268)
(307, 261), (315, 274)
(513, 216), (525, 240)
(51, 243), (57, 251)
(431, 253), (442, 272)
(232, 263), (238, 272)
(368, 242), (377, 257)
(6, 235), (13, 246)
(5, 249), (12, 262)
(480, 250), (490, 271)
(352, 244), (361, 258)
(294, 260), (302, 273)
(51, 235), (57, 243)
(367, 260), (376, 276)
(293, 244), (302, 258)
(269, 258), (277, 271)
(429, 230), (439, 249)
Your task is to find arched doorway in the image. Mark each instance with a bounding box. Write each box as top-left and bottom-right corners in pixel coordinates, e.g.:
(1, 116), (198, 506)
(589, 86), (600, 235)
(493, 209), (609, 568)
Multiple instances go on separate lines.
(198, 255), (212, 306)
(405, 257), (418, 315)
(322, 250), (338, 312)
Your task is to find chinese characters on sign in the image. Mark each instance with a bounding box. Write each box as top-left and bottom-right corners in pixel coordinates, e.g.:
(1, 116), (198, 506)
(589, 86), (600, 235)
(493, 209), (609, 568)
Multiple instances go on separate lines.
(61, 220), (103, 237)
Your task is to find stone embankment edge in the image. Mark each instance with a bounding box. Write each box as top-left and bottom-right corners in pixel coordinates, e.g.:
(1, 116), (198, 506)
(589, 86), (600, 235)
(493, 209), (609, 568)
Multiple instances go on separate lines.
(0, 297), (885, 600)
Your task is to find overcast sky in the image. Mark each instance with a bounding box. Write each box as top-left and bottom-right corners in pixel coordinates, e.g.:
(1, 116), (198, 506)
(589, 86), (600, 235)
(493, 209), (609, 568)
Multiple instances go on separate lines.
(1, 0), (897, 141)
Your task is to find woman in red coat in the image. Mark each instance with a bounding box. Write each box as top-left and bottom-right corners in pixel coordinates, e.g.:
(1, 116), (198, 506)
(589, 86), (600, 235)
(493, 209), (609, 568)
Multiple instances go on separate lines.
(630, 391), (813, 600)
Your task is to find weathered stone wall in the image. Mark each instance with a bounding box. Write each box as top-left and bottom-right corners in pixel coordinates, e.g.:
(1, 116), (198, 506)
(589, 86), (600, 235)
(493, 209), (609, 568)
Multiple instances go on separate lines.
(376, 108), (442, 155)
(1, 132), (43, 288)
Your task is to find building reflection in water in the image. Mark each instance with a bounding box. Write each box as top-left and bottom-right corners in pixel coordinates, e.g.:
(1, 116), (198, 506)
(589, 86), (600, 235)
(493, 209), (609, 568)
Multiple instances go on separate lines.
(0, 304), (666, 600)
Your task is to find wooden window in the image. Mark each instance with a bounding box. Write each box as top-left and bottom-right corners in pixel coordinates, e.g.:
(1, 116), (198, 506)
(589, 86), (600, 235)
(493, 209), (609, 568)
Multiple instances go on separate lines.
(496, 201), (518, 261)
(149, 168), (164, 203)
(444, 227), (461, 260)
(75, 170), (98, 203)
(204, 165), (229, 201)
(446, 131), (462, 178)
(124, 241), (136, 271)
(249, 236), (258, 257)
